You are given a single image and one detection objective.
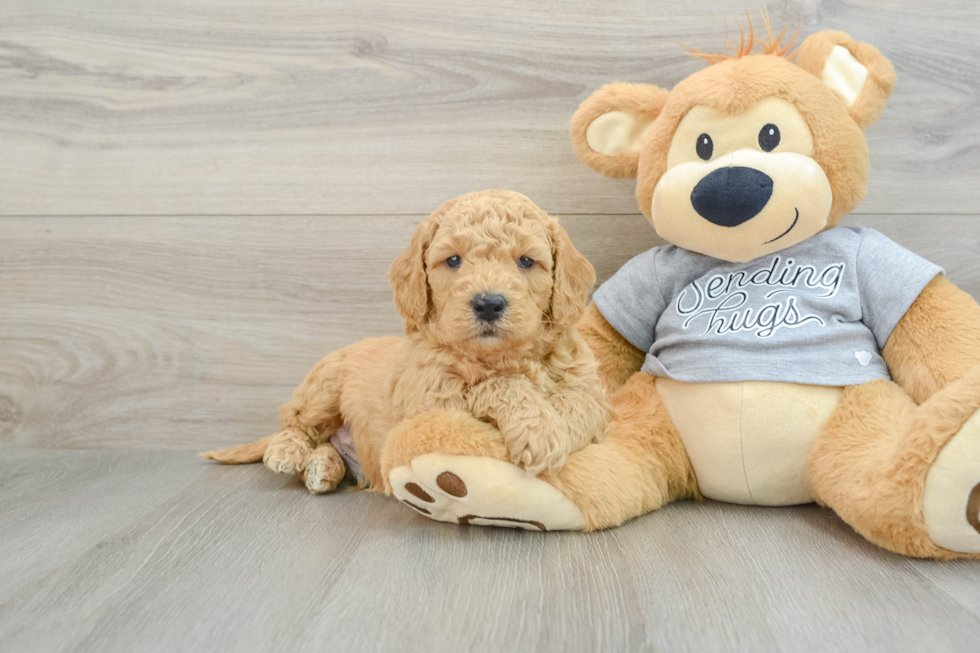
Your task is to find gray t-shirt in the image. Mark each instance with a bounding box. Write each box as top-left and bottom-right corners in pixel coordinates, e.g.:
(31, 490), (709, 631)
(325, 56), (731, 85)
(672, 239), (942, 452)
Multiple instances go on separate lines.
(593, 227), (942, 386)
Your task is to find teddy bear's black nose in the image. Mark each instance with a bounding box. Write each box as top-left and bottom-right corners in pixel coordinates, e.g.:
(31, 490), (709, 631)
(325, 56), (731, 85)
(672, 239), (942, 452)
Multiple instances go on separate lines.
(690, 166), (773, 227)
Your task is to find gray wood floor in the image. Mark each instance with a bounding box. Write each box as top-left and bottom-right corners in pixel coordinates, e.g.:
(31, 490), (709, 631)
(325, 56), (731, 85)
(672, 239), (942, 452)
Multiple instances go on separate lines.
(2, 451), (979, 653)
(2, 0), (980, 651)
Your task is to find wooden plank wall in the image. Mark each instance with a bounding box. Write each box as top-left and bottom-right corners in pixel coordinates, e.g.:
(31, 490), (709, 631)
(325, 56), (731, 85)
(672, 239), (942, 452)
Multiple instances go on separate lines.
(2, 0), (979, 449)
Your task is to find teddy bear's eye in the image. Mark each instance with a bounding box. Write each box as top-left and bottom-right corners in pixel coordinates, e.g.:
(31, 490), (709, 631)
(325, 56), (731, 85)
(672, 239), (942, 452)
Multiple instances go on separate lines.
(696, 133), (713, 160)
(446, 255), (462, 268)
(759, 123), (781, 152)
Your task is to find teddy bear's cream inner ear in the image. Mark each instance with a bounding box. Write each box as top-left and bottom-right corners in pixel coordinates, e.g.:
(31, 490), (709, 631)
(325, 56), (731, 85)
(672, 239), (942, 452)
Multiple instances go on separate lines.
(585, 111), (651, 156)
(820, 45), (869, 107)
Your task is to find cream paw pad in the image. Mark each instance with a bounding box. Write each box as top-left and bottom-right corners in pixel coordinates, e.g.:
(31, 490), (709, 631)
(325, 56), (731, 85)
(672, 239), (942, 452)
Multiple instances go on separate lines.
(389, 454), (584, 531)
(923, 409), (980, 553)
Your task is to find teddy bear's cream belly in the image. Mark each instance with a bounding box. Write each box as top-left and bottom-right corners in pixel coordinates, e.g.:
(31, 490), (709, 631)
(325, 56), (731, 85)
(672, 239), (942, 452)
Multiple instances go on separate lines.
(656, 378), (843, 505)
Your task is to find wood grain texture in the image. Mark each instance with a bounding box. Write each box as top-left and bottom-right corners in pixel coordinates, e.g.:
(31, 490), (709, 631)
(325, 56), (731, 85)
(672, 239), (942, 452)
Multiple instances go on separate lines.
(0, 450), (978, 653)
(2, 213), (978, 450)
(1, 0), (979, 216)
(3, 2), (980, 650)
(0, 213), (661, 449)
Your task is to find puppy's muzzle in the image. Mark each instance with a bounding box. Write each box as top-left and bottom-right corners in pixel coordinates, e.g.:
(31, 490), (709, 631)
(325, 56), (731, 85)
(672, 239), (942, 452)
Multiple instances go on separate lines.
(471, 293), (508, 323)
(691, 166), (773, 227)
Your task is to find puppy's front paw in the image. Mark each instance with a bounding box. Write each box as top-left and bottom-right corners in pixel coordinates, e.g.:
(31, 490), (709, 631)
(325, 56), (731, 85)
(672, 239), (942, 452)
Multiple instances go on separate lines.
(518, 440), (569, 477)
(504, 423), (570, 477)
(263, 429), (313, 474)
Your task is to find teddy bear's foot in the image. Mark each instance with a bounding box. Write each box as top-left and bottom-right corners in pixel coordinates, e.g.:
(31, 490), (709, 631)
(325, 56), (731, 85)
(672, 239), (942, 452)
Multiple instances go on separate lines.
(388, 454), (585, 531)
(923, 408), (980, 553)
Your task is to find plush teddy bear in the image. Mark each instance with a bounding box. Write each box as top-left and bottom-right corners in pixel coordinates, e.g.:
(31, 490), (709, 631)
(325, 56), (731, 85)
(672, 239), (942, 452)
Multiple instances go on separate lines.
(382, 26), (980, 559)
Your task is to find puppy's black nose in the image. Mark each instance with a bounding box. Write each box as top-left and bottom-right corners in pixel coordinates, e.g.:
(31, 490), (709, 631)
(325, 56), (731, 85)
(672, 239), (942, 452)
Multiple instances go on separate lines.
(691, 166), (773, 227)
(471, 294), (508, 322)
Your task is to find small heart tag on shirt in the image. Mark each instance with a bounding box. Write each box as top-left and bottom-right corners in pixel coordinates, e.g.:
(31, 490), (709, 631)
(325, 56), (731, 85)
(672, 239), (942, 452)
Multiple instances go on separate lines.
(854, 351), (873, 367)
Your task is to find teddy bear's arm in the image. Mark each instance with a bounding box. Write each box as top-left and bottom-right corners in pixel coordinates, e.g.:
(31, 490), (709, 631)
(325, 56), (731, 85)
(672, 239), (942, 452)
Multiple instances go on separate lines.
(883, 275), (980, 404)
(577, 302), (646, 394)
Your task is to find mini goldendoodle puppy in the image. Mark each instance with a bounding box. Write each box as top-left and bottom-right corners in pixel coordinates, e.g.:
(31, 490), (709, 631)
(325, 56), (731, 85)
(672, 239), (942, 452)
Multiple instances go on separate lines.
(202, 190), (609, 493)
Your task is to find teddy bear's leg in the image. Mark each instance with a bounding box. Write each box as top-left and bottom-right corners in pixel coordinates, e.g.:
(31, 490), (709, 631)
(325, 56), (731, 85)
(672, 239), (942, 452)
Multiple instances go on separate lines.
(808, 367), (980, 559)
(383, 410), (587, 529)
(545, 372), (700, 529)
(383, 372), (699, 531)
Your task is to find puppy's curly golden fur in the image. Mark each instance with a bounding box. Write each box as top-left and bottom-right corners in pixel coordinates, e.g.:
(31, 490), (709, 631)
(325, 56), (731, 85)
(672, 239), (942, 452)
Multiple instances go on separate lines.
(202, 190), (609, 489)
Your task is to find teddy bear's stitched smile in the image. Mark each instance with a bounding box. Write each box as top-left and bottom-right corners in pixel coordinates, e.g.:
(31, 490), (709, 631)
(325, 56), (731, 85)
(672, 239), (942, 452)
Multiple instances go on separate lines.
(764, 208), (801, 244)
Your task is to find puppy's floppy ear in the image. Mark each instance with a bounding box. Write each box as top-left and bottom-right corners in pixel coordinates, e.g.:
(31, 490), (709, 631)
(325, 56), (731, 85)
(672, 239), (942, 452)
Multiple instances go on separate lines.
(549, 222), (596, 330)
(795, 30), (896, 131)
(570, 83), (670, 179)
(388, 217), (439, 331)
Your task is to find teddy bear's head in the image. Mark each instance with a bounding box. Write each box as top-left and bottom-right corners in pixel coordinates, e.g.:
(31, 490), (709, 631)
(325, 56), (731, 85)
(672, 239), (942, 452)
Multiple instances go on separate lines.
(570, 27), (895, 263)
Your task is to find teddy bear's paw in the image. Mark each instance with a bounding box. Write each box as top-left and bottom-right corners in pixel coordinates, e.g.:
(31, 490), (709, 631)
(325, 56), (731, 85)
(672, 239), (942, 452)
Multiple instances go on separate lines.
(388, 454), (585, 531)
(923, 408), (980, 553)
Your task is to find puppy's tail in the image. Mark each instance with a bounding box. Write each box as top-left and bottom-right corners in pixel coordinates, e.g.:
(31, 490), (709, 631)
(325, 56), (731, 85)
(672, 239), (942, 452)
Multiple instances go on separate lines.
(199, 435), (274, 464)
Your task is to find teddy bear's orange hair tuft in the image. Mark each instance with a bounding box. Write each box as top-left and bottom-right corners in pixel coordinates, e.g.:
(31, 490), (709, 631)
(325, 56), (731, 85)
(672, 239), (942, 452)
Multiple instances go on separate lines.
(681, 11), (801, 65)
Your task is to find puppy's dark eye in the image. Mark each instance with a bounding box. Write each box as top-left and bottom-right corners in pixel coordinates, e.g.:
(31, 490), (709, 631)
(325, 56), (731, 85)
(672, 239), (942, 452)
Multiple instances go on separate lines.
(517, 256), (535, 269)
(696, 133), (713, 160)
(446, 255), (462, 268)
(759, 123), (780, 152)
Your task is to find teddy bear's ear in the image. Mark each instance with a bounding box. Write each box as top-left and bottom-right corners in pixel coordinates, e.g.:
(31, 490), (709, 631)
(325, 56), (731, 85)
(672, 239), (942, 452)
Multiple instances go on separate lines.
(570, 83), (670, 178)
(795, 30), (896, 131)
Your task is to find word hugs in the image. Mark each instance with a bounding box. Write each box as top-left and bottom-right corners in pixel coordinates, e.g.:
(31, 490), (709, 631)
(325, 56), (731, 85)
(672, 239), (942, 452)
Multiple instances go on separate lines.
(675, 257), (846, 338)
